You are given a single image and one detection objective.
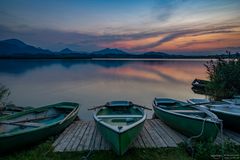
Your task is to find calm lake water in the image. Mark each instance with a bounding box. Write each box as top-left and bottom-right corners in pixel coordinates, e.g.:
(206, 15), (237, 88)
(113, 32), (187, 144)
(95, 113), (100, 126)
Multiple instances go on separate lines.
(0, 59), (208, 120)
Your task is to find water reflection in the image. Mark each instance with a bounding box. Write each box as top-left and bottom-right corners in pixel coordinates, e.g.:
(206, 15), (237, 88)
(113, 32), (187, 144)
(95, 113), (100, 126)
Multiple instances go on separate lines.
(0, 59), (208, 119)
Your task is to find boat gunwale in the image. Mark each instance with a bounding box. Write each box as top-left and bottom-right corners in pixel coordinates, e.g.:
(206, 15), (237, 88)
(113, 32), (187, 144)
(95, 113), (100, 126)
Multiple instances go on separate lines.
(187, 98), (210, 104)
(188, 98), (240, 117)
(209, 107), (240, 117)
(0, 102), (80, 138)
(93, 106), (146, 134)
(152, 100), (220, 124)
(187, 99), (220, 120)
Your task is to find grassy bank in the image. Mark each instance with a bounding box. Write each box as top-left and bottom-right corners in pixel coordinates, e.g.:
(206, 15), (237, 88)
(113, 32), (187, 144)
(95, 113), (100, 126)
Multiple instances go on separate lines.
(1, 139), (240, 160)
(0, 140), (191, 160)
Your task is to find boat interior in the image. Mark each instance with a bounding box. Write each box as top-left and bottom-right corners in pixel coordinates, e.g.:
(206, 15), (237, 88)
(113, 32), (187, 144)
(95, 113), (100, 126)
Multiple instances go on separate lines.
(0, 106), (73, 135)
(155, 98), (212, 119)
(96, 106), (143, 126)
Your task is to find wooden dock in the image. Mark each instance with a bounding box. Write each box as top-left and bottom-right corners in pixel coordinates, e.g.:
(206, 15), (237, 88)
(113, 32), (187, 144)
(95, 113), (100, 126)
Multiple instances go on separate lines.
(53, 119), (240, 152)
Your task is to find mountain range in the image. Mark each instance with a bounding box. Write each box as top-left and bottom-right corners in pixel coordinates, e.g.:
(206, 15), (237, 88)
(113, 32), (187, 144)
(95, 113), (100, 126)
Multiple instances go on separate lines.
(0, 39), (168, 56)
(0, 39), (236, 59)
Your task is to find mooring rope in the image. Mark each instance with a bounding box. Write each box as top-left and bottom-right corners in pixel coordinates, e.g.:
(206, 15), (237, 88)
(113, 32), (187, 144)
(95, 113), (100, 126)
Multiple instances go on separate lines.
(186, 118), (206, 159)
(212, 119), (224, 160)
(220, 120), (224, 160)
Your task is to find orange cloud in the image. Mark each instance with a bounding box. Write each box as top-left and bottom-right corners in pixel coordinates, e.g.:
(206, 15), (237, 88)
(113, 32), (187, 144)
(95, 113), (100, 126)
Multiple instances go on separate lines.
(100, 26), (240, 53)
(101, 35), (164, 50)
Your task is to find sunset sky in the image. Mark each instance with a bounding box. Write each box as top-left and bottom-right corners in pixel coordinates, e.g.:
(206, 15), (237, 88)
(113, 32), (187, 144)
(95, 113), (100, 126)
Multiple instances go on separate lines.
(0, 0), (240, 55)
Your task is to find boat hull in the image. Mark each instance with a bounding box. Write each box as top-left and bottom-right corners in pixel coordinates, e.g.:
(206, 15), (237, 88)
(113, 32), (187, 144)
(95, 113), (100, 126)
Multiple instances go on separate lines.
(210, 110), (240, 131)
(153, 106), (219, 141)
(95, 119), (144, 155)
(0, 102), (79, 153)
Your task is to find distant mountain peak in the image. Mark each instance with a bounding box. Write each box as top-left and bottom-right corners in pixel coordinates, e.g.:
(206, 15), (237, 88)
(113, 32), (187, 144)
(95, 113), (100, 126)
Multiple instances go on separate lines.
(92, 48), (128, 54)
(0, 38), (51, 54)
(3, 39), (27, 48)
(144, 51), (170, 57)
(60, 48), (74, 53)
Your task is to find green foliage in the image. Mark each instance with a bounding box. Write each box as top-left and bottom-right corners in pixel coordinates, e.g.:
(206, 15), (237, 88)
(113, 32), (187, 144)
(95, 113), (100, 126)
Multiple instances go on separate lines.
(205, 57), (240, 100)
(194, 140), (240, 160)
(0, 84), (10, 102)
(194, 141), (217, 160)
(2, 139), (239, 160)
(0, 140), (191, 160)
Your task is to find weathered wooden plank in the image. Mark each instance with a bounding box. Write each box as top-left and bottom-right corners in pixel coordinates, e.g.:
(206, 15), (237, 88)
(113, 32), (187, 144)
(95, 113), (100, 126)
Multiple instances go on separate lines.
(150, 120), (176, 147)
(88, 126), (97, 150)
(138, 135), (146, 148)
(55, 121), (81, 152)
(224, 129), (240, 144)
(54, 119), (240, 152)
(142, 125), (156, 148)
(62, 122), (82, 152)
(99, 135), (106, 150)
(214, 132), (239, 146)
(154, 119), (185, 144)
(132, 136), (140, 148)
(223, 130), (240, 145)
(93, 129), (102, 150)
(133, 136), (144, 148)
(138, 126), (153, 148)
(167, 122), (187, 141)
(83, 121), (96, 150)
(77, 121), (92, 151)
(53, 121), (76, 147)
(146, 120), (168, 147)
(65, 121), (83, 151)
(71, 121), (89, 151)
(54, 123), (78, 152)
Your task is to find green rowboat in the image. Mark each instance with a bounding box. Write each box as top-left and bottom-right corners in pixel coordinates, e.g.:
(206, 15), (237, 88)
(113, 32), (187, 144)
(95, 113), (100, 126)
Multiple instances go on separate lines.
(153, 98), (220, 141)
(0, 102), (80, 153)
(93, 101), (146, 155)
(222, 95), (240, 106)
(207, 103), (240, 132)
(188, 98), (240, 131)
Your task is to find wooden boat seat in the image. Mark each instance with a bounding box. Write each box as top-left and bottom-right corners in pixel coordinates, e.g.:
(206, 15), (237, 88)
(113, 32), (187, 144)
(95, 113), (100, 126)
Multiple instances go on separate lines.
(171, 110), (205, 114)
(17, 122), (45, 127)
(97, 115), (142, 118)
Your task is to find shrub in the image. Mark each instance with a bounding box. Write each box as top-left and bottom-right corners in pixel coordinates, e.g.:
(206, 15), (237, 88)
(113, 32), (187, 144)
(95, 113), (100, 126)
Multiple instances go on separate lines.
(204, 56), (240, 100)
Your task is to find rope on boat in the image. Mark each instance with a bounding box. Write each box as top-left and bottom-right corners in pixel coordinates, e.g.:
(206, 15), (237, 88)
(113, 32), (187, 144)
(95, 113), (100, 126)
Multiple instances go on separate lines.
(186, 118), (206, 159)
(188, 118), (206, 142)
(212, 119), (224, 160)
(220, 121), (224, 160)
(186, 119), (225, 160)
